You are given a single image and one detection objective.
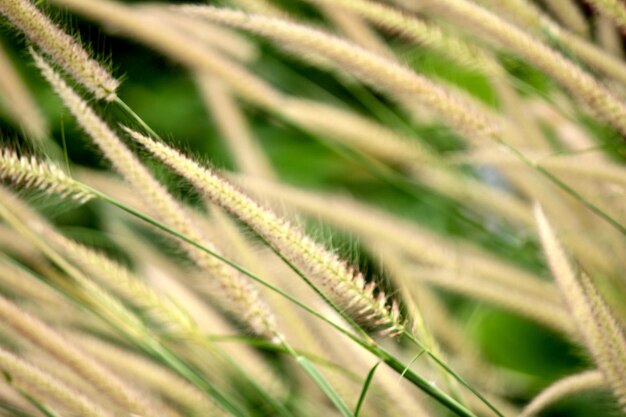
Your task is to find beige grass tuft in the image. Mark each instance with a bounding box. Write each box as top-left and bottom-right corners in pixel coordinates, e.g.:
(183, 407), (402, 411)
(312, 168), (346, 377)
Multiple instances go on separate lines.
(128, 129), (404, 334)
(0, 0), (118, 100)
(0, 346), (115, 417)
(0, 294), (160, 417)
(0, 40), (47, 139)
(585, 0), (626, 33)
(410, 0), (626, 136)
(178, 5), (499, 141)
(0, 147), (94, 203)
(32, 50), (277, 339)
(534, 204), (626, 411)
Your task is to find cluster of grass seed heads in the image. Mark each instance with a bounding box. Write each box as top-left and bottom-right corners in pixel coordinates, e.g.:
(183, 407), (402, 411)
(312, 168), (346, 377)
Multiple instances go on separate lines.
(31, 50), (277, 339)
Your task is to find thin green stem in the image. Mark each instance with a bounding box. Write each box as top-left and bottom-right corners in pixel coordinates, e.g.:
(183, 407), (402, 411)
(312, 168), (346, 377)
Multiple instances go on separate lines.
(277, 334), (354, 417)
(496, 138), (626, 236)
(405, 334), (505, 417)
(204, 335), (357, 375)
(114, 97), (162, 141)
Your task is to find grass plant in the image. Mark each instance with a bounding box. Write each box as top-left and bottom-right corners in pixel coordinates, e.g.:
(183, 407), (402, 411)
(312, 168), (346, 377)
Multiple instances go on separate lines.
(0, 1), (624, 417)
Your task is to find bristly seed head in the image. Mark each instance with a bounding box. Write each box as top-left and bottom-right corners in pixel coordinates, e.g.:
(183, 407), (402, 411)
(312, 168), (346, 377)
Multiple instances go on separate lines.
(0, 147), (94, 203)
(127, 128), (405, 335)
(0, 0), (119, 100)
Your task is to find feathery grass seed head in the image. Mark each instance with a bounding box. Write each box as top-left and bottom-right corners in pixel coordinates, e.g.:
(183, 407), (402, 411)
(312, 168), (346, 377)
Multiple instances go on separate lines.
(0, 147), (94, 203)
(32, 50), (277, 338)
(535, 204), (626, 411)
(177, 5), (500, 141)
(128, 129), (404, 334)
(0, 0), (118, 100)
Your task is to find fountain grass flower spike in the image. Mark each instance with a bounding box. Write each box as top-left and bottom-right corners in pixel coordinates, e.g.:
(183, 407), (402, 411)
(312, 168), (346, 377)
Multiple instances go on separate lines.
(535, 204), (626, 412)
(126, 128), (405, 336)
(0, 0), (119, 100)
(0, 147), (94, 203)
(31, 49), (278, 339)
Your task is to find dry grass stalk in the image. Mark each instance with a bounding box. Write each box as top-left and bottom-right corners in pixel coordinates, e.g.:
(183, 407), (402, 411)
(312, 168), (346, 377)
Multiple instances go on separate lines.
(374, 246), (472, 401)
(469, 0), (626, 87)
(322, 4), (395, 59)
(543, 0), (589, 36)
(584, 0), (626, 33)
(467, 0), (543, 34)
(32, 51), (277, 338)
(49, 0), (436, 168)
(0, 0), (118, 100)
(0, 257), (66, 307)
(49, 0), (284, 110)
(16, 349), (143, 417)
(230, 0), (286, 16)
(233, 176), (562, 305)
(178, 5), (500, 141)
(138, 5), (258, 63)
(596, 15), (625, 58)
(128, 129), (404, 334)
(0, 147), (94, 203)
(0, 346), (115, 417)
(411, 0), (626, 136)
(520, 370), (605, 417)
(74, 334), (223, 416)
(0, 40), (47, 140)
(0, 224), (43, 262)
(545, 20), (626, 87)
(409, 266), (574, 335)
(409, 165), (533, 226)
(579, 272), (626, 388)
(42, 229), (197, 335)
(0, 381), (38, 414)
(305, 0), (502, 76)
(281, 97), (431, 166)
(0, 286), (160, 417)
(197, 74), (276, 179)
(309, 305), (434, 417)
(392, 265), (517, 396)
(534, 204), (626, 411)
(108, 219), (288, 396)
(457, 148), (626, 189)
(0, 185), (162, 348)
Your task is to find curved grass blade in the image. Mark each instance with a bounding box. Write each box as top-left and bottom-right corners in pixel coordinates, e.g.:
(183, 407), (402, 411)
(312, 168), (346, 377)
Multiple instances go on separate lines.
(354, 362), (380, 417)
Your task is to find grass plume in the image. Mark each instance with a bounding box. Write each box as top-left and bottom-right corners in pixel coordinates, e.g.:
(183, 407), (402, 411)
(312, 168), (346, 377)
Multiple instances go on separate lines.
(32, 50), (277, 339)
(520, 370), (605, 417)
(411, 0), (626, 136)
(127, 128), (405, 334)
(0, 294), (160, 417)
(0, 346), (116, 417)
(177, 5), (499, 141)
(0, 0), (118, 100)
(0, 2), (624, 416)
(0, 147), (93, 203)
(534, 204), (626, 411)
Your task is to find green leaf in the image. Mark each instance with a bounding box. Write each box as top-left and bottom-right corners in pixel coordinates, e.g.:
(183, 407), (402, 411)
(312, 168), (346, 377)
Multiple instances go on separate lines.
(354, 362), (381, 417)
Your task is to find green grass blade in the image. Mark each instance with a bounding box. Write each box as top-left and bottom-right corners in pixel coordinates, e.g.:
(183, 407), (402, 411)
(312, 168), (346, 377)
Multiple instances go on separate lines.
(354, 362), (380, 417)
